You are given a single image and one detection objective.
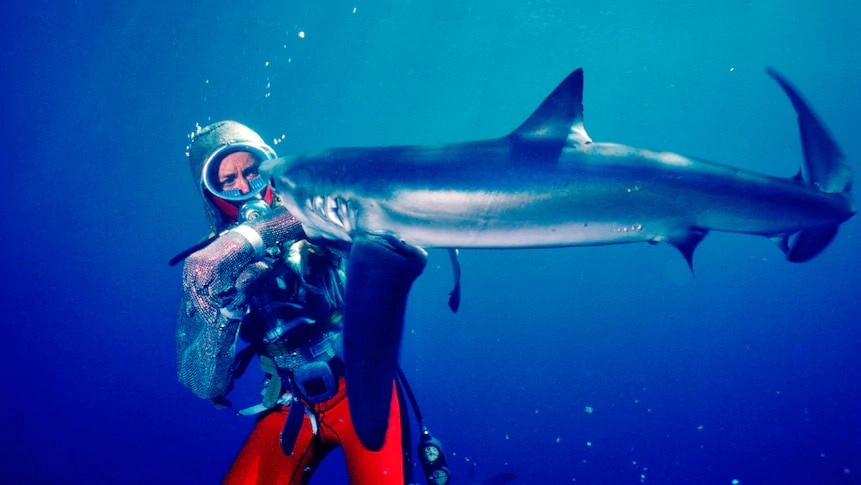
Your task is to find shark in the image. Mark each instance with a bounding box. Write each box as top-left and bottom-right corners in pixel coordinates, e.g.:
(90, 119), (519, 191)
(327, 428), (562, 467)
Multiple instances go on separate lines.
(260, 68), (854, 451)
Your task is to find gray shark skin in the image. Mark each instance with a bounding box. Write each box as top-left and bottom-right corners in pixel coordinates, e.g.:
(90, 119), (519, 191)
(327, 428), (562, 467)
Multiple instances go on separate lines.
(262, 68), (853, 262)
(261, 68), (854, 450)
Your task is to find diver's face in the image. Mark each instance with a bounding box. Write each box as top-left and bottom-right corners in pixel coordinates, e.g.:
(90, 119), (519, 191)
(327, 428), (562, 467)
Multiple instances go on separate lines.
(217, 151), (260, 194)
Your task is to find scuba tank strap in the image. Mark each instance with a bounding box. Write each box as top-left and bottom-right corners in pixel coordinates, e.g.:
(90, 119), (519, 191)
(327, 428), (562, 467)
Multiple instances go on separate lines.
(259, 354), (284, 409)
(279, 394), (307, 456)
(235, 354), (284, 416)
(238, 354), (310, 457)
(271, 359), (313, 457)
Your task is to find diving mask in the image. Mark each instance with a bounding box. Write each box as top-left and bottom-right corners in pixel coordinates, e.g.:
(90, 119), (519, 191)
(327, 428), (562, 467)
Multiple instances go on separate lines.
(201, 143), (277, 203)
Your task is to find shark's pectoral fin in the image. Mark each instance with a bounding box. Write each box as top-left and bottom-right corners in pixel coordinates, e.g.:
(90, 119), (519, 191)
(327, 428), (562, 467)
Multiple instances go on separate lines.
(343, 234), (427, 451)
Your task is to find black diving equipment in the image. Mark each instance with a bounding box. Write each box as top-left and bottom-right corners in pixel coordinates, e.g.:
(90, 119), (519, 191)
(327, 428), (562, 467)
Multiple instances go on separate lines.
(418, 428), (451, 485)
(397, 367), (451, 485)
(293, 360), (339, 404)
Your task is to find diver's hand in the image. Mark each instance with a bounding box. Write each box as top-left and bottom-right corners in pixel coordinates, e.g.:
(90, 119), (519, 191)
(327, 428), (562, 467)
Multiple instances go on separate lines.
(224, 261), (272, 315)
(184, 206), (304, 322)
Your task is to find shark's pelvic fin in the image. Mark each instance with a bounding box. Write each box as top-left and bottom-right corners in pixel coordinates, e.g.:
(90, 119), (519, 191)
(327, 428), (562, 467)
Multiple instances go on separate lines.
(509, 68), (591, 161)
(666, 230), (707, 273)
(343, 234), (427, 451)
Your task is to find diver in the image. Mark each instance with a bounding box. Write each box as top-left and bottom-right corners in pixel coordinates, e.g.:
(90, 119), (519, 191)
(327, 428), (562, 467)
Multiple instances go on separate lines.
(175, 120), (451, 484)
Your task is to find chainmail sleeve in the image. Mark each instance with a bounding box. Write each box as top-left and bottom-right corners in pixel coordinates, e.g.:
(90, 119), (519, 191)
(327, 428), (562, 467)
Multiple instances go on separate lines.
(176, 207), (304, 399)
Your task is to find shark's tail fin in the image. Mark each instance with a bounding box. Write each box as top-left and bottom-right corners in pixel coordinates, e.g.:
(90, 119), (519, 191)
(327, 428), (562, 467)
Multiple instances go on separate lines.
(767, 68), (854, 262)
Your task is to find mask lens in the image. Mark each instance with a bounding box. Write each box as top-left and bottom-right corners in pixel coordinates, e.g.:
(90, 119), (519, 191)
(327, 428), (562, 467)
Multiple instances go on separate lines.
(218, 176), (268, 200)
(202, 144), (273, 202)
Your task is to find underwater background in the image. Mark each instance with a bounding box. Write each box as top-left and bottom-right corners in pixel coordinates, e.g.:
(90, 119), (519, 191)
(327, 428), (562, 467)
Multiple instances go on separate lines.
(4, 1), (861, 483)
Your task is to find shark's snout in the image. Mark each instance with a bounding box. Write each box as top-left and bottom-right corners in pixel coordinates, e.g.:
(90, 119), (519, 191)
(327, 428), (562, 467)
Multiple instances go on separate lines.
(259, 158), (279, 184)
(260, 157), (298, 191)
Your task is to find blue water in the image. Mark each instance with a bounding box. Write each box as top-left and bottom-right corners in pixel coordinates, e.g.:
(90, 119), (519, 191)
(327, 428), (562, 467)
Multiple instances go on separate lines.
(4, 1), (861, 483)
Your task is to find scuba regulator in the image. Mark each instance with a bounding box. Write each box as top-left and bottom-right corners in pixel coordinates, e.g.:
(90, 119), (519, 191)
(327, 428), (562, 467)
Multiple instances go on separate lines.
(237, 198), (271, 223)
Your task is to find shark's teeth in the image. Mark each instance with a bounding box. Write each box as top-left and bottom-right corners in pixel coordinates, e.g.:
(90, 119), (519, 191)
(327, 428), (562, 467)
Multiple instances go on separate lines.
(326, 196), (354, 234)
(301, 194), (356, 241)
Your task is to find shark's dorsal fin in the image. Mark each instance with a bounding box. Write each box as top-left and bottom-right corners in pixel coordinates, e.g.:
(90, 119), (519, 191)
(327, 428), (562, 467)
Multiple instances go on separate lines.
(509, 68), (591, 160)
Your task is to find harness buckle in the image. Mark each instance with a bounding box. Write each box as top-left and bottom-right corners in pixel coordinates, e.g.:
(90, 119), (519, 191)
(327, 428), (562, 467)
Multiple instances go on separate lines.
(293, 360), (339, 404)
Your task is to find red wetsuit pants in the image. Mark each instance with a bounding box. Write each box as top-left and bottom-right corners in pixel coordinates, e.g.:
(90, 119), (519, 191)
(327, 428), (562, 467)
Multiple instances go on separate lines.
(224, 378), (406, 485)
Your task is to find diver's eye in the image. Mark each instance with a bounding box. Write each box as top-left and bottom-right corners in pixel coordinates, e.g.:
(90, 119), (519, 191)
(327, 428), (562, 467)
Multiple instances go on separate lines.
(220, 175), (237, 190)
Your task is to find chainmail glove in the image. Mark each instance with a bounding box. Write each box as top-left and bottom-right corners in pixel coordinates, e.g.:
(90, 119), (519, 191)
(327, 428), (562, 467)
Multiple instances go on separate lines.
(177, 207), (304, 398)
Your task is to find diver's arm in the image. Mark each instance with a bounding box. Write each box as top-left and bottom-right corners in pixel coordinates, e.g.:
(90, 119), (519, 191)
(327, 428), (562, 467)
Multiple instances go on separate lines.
(176, 207), (304, 399)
